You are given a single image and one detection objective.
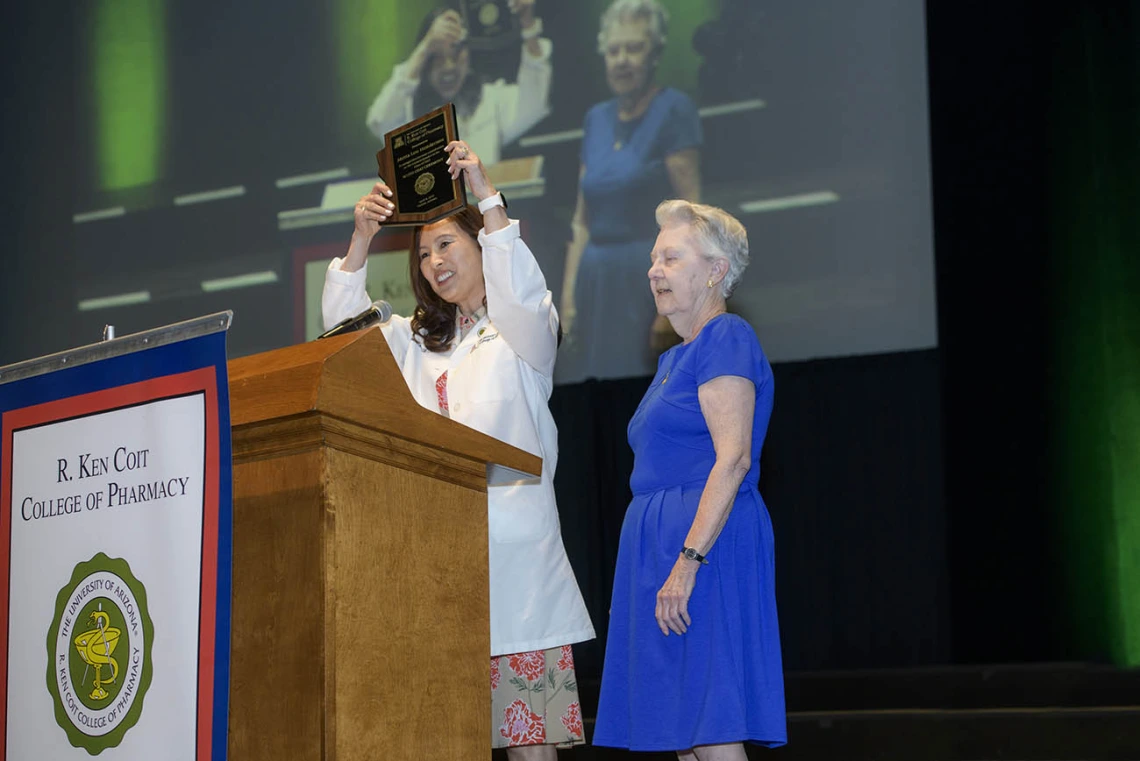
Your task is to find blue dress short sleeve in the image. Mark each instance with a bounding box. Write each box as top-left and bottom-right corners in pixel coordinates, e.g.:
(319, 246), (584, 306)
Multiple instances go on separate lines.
(693, 314), (769, 389)
(657, 91), (703, 156)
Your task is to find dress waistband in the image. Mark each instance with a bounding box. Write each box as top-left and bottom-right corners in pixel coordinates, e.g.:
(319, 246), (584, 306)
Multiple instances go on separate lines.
(631, 476), (760, 498)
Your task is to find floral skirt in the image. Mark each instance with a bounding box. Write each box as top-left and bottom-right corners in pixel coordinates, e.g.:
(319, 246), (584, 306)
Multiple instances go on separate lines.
(491, 644), (584, 749)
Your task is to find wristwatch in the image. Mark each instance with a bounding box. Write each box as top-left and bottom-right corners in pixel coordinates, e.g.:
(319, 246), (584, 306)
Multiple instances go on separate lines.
(680, 546), (709, 565)
(478, 192), (508, 214)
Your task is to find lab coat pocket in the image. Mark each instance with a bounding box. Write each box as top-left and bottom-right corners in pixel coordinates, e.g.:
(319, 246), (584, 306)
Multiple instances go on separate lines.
(487, 483), (557, 544)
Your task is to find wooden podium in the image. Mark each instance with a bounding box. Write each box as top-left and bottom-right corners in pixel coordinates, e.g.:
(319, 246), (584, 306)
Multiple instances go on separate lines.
(225, 328), (540, 761)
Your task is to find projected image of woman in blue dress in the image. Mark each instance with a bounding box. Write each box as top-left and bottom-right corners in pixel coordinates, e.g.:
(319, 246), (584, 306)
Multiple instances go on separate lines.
(557, 0), (701, 384)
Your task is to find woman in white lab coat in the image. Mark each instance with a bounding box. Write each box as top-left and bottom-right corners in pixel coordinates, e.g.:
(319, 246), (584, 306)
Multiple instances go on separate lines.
(322, 140), (594, 759)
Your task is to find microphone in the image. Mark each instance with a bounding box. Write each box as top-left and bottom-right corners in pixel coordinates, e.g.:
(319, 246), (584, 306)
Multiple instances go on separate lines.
(317, 300), (393, 339)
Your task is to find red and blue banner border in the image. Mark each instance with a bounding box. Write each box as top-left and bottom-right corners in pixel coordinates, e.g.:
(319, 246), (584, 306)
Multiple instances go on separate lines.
(0, 332), (232, 761)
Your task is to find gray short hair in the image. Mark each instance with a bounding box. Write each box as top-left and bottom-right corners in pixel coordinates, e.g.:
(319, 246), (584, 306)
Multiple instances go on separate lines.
(655, 200), (750, 299)
(597, 0), (669, 55)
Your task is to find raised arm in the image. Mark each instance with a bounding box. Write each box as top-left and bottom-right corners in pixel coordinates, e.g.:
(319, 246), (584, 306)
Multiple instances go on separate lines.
(655, 374), (755, 636)
(447, 140), (558, 375)
(322, 182), (413, 358)
(499, 0), (553, 146)
(322, 184), (381, 328)
(365, 11), (467, 139)
(364, 65), (417, 141)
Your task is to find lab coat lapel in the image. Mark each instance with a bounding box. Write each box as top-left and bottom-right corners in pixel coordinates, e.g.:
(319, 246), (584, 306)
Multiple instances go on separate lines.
(451, 313), (492, 364)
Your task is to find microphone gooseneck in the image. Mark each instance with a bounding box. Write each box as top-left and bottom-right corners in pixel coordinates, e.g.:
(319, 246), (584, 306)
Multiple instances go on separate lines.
(317, 300), (393, 339)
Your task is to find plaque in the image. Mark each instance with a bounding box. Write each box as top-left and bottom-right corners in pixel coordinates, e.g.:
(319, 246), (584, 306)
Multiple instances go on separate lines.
(459, 0), (519, 51)
(375, 103), (466, 226)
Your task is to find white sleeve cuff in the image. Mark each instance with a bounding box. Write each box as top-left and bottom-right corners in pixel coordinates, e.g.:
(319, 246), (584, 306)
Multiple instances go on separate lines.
(326, 257), (368, 284)
(521, 37), (553, 65)
(391, 61), (421, 90)
(478, 220), (522, 249)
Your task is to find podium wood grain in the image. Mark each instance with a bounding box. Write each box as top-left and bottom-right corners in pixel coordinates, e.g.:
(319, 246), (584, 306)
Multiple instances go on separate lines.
(227, 329), (538, 761)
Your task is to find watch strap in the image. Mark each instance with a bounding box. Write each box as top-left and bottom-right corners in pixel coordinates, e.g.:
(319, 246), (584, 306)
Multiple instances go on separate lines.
(680, 546), (709, 565)
(478, 192), (506, 214)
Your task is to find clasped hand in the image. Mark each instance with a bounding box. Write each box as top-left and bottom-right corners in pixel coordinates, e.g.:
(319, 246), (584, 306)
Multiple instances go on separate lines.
(444, 140), (495, 201)
(352, 140), (495, 239)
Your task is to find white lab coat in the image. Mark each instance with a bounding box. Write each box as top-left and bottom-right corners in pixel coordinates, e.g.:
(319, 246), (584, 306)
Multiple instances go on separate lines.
(365, 38), (553, 167)
(322, 221), (595, 655)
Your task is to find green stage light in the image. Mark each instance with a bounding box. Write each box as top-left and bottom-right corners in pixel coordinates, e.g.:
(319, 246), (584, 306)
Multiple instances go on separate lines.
(92, 0), (167, 190)
(1050, 8), (1140, 667)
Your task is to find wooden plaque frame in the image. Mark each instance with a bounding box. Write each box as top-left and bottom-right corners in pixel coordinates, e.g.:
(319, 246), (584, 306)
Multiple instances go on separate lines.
(375, 103), (467, 227)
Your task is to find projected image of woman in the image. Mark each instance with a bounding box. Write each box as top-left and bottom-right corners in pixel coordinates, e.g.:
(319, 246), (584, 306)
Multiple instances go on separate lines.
(323, 142), (594, 758)
(366, 1), (552, 166)
(560, 0), (702, 382)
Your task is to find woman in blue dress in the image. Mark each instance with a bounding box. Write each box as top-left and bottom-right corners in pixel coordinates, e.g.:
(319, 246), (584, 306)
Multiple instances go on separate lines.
(557, 0), (701, 384)
(593, 200), (787, 758)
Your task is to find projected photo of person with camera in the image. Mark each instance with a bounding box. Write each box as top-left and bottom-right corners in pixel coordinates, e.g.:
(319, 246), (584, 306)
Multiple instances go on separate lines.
(366, 1), (552, 167)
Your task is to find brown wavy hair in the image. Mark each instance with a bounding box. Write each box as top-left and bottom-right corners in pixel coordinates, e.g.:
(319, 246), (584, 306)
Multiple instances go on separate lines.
(409, 204), (486, 353)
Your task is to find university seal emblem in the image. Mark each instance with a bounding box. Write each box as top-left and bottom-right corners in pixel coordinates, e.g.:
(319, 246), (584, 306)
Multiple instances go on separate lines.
(415, 171), (436, 195)
(45, 553), (154, 754)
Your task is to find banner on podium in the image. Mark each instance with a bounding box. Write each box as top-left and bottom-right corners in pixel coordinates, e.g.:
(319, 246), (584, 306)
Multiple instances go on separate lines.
(0, 316), (232, 761)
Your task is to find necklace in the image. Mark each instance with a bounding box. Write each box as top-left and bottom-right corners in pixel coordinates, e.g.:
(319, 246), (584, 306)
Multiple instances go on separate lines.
(614, 86), (658, 151)
(613, 117), (638, 151)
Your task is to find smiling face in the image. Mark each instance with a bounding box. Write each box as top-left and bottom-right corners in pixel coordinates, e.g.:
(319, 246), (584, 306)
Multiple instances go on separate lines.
(603, 17), (657, 98)
(648, 223), (726, 336)
(417, 218), (485, 315)
(428, 43), (470, 101)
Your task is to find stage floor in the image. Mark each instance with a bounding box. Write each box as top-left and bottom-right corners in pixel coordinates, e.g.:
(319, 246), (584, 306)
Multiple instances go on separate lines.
(492, 663), (1140, 760)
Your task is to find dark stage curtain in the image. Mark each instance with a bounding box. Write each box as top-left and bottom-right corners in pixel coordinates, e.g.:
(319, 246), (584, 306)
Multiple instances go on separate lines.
(764, 350), (949, 670)
(926, 0), (1059, 664)
(551, 376), (650, 678)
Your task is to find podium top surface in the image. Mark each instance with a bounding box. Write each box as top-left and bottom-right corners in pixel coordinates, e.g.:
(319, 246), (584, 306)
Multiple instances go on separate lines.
(227, 328), (542, 482)
(0, 312), (233, 387)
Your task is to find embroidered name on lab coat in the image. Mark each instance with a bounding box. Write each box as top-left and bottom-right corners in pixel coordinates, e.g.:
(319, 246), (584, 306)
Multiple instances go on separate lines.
(471, 330), (500, 352)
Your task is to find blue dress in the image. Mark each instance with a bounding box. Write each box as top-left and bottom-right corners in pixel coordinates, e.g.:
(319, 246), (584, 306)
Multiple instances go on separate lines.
(555, 87), (702, 384)
(593, 315), (787, 750)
